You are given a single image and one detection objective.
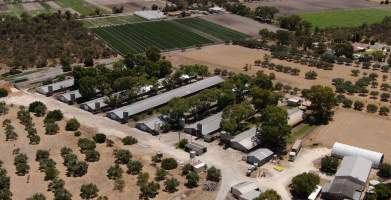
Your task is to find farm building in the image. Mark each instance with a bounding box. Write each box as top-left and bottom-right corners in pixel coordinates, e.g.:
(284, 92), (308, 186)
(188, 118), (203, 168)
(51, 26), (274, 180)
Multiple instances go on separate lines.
(183, 112), (222, 138)
(135, 116), (167, 135)
(36, 78), (74, 96)
(239, 190), (261, 200)
(230, 127), (260, 152)
(107, 76), (224, 123)
(185, 142), (207, 156)
(322, 156), (373, 200)
(287, 108), (304, 127)
(231, 181), (259, 198)
(209, 6), (225, 14)
(287, 97), (302, 106)
(331, 142), (384, 168)
(57, 90), (82, 104)
(246, 148), (273, 166)
(134, 10), (166, 20)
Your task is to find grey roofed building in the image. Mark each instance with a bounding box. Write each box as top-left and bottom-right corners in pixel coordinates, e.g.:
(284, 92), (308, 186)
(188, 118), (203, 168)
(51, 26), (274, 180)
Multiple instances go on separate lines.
(230, 127), (260, 152)
(246, 148), (273, 166)
(331, 142), (384, 168)
(231, 181), (259, 198)
(184, 112), (223, 137)
(322, 156), (372, 200)
(184, 142), (207, 156)
(239, 190), (261, 200)
(135, 116), (166, 135)
(37, 78), (74, 95)
(335, 156), (372, 185)
(287, 107), (304, 126)
(57, 90), (82, 104)
(107, 76), (224, 122)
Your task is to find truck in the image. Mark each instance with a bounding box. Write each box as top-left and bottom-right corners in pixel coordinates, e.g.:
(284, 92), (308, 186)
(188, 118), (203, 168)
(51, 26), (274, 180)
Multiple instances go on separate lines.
(289, 139), (302, 161)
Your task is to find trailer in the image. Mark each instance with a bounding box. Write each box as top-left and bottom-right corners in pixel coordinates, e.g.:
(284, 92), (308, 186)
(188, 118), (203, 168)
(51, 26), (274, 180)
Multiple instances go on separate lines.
(289, 139), (302, 161)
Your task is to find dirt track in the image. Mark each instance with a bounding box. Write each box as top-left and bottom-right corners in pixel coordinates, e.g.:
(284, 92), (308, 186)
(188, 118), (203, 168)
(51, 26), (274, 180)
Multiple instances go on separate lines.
(244, 0), (381, 14)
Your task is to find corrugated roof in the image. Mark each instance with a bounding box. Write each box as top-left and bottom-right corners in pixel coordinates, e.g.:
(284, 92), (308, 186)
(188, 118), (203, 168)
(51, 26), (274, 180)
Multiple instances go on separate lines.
(231, 181), (258, 195)
(331, 142), (384, 168)
(323, 177), (364, 200)
(57, 90), (82, 102)
(107, 76), (224, 120)
(136, 116), (165, 131)
(239, 190), (261, 200)
(248, 148), (273, 161)
(287, 108), (304, 126)
(231, 127), (259, 151)
(336, 156), (372, 184)
(184, 112), (223, 136)
(37, 78), (74, 94)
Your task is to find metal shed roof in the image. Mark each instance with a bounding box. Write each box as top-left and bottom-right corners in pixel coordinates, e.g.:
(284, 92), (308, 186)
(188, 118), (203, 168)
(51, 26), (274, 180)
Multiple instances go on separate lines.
(336, 156), (372, 184)
(231, 127), (259, 151)
(184, 112), (223, 136)
(322, 177), (363, 200)
(287, 108), (304, 126)
(248, 148), (273, 161)
(37, 78), (74, 94)
(231, 181), (259, 196)
(239, 190), (261, 200)
(331, 142), (384, 168)
(57, 90), (82, 102)
(107, 76), (224, 120)
(135, 116), (166, 133)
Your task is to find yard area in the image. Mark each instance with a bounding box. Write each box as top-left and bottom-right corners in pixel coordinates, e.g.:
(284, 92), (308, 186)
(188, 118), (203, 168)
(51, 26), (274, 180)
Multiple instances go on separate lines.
(82, 14), (145, 28)
(305, 108), (391, 162)
(94, 18), (248, 55)
(299, 8), (391, 29)
(57, 0), (96, 15)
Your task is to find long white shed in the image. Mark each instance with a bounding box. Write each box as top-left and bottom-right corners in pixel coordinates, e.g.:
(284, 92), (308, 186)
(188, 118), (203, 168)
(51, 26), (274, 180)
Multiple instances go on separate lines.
(331, 142), (384, 168)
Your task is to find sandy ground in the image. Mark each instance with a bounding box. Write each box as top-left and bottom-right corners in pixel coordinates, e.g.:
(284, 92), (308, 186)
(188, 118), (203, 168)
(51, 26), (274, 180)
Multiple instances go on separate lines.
(0, 103), (217, 200)
(46, 1), (62, 10)
(243, 0), (381, 14)
(306, 108), (391, 162)
(201, 13), (281, 36)
(3, 90), (246, 200)
(258, 147), (330, 199)
(21, 2), (43, 11)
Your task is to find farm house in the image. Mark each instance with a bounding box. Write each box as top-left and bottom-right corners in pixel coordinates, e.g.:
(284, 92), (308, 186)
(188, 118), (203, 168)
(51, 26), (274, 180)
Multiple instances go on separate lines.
(183, 112), (223, 138)
(322, 156), (373, 200)
(107, 76), (224, 123)
(230, 127), (260, 152)
(246, 148), (274, 166)
(135, 116), (167, 135)
(331, 142), (384, 168)
(36, 78), (74, 96)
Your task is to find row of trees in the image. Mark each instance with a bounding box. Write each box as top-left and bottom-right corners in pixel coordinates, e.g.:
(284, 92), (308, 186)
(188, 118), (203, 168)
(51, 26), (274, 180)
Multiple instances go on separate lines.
(0, 160), (12, 200)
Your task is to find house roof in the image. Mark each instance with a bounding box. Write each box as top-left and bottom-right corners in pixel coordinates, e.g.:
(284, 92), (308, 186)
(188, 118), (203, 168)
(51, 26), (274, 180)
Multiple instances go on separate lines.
(287, 108), (304, 126)
(331, 142), (383, 168)
(231, 127), (259, 151)
(107, 76), (224, 120)
(323, 177), (364, 200)
(37, 78), (74, 94)
(248, 148), (273, 161)
(184, 112), (223, 136)
(336, 156), (372, 184)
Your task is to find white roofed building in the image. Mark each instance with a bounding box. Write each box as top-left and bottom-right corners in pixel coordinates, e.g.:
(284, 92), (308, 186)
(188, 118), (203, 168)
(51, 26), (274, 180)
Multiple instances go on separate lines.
(331, 142), (384, 168)
(134, 10), (166, 20)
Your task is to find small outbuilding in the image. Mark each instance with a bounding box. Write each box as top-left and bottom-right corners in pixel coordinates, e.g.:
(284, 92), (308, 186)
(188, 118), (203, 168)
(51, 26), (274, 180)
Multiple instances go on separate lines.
(231, 181), (259, 198)
(246, 148), (273, 166)
(135, 116), (167, 135)
(331, 142), (383, 168)
(230, 127), (260, 152)
(185, 142), (207, 156)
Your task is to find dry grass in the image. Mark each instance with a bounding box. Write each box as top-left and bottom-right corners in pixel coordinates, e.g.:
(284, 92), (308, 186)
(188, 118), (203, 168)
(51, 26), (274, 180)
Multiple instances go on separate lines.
(0, 105), (216, 200)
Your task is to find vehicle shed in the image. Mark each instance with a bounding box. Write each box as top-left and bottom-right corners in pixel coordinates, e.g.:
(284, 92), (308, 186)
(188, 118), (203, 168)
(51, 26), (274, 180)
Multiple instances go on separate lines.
(246, 148), (273, 166)
(231, 181), (259, 198)
(331, 142), (383, 168)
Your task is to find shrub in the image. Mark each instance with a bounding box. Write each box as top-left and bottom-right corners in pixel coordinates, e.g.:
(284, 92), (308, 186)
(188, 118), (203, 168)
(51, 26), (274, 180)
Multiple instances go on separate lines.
(185, 171), (199, 188)
(45, 121), (59, 135)
(379, 106), (390, 116)
(155, 168), (167, 181)
(161, 158), (178, 170)
(0, 88), (8, 97)
(367, 104), (378, 113)
(84, 150), (100, 162)
(342, 98), (353, 108)
(320, 156), (339, 175)
(114, 149), (132, 164)
(305, 71), (318, 80)
(378, 163), (391, 179)
(65, 118), (80, 131)
(354, 100), (364, 111)
(29, 101), (47, 117)
(36, 150), (50, 162)
(14, 153), (30, 176)
(78, 138), (96, 153)
(255, 189), (281, 200)
(80, 183), (99, 200)
(140, 181), (160, 199)
(107, 164), (123, 180)
(137, 172), (150, 186)
(207, 166), (221, 182)
(290, 172), (320, 198)
(93, 133), (106, 143)
(164, 178), (179, 193)
(126, 160), (143, 175)
(182, 163), (193, 175)
(45, 110), (63, 122)
(27, 193), (46, 200)
(121, 136), (137, 145)
(74, 131), (82, 137)
(177, 138), (188, 149)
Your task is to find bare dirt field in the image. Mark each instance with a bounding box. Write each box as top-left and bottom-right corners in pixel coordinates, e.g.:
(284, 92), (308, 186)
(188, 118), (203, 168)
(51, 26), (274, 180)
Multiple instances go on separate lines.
(306, 108), (391, 162)
(0, 105), (217, 200)
(21, 2), (43, 11)
(201, 13), (281, 36)
(244, 0), (381, 14)
(46, 1), (62, 9)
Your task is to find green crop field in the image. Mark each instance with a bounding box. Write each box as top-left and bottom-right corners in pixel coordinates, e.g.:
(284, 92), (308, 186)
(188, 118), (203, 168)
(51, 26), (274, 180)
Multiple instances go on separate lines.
(57, 0), (96, 15)
(82, 15), (146, 28)
(94, 17), (249, 55)
(299, 8), (391, 29)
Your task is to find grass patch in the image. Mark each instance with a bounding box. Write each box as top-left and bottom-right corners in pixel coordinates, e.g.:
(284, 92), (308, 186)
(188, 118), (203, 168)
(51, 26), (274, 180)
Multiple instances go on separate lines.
(57, 0), (95, 15)
(288, 123), (317, 144)
(299, 8), (391, 29)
